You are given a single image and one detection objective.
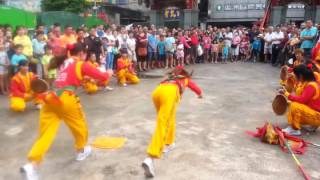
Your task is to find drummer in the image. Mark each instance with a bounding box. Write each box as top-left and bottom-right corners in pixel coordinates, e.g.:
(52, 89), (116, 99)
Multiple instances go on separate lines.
(280, 49), (307, 91)
(312, 51), (320, 82)
(280, 64), (320, 136)
(9, 60), (39, 112)
(82, 52), (112, 94)
(20, 43), (113, 180)
(292, 49), (305, 68)
(116, 48), (140, 87)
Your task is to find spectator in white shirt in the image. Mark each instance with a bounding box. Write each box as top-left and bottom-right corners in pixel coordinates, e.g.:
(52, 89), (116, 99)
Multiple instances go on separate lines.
(127, 31), (137, 62)
(271, 26), (284, 66)
(118, 27), (129, 50)
(224, 27), (233, 61)
(263, 26), (273, 63)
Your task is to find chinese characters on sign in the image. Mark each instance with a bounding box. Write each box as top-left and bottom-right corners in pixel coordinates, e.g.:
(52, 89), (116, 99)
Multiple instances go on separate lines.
(216, 3), (305, 11)
(216, 3), (266, 11)
(164, 7), (181, 20)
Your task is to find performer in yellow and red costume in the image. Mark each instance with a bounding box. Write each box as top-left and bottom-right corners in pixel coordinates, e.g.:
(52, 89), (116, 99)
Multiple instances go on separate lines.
(311, 44), (320, 82)
(82, 52), (111, 94)
(10, 60), (38, 112)
(20, 43), (113, 180)
(280, 64), (320, 136)
(142, 65), (202, 178)
(117, 49), (140, 86)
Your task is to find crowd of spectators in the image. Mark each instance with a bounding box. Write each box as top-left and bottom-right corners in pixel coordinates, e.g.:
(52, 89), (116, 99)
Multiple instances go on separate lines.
(0, 20), (319, 95)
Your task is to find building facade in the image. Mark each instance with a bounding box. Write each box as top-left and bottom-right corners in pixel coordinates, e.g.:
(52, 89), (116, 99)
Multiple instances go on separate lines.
(209, 0), (306, 25)
(4, 0), (41, 12)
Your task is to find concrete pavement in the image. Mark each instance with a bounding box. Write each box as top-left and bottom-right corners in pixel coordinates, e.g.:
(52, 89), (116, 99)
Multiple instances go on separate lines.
(0, 62), (320, 180)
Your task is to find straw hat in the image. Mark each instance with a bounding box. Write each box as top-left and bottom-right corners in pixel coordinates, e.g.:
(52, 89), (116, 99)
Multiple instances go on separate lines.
(272, 94), (288, 115)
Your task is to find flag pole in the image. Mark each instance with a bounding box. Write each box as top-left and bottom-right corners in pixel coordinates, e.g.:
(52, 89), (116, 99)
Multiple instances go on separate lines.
(284, 140), (311, 180)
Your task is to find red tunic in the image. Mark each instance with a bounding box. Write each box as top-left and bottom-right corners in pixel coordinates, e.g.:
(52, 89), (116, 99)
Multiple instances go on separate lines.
(161, 78), (202, 96)
(190, 35), (199, 46)
(55, 57), (109, 89)
(117, 57), (134, 73)
(288, 82), (320, 111)
(312, 42), (320, 61)
(10, 72), (36, 98)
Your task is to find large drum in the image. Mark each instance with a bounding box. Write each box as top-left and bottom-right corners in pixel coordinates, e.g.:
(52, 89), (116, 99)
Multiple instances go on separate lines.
(31, 79), (49, 94)
(285, 75), (295, 93)
(272, 94), (288, 115)
(280, 66), (288, 81)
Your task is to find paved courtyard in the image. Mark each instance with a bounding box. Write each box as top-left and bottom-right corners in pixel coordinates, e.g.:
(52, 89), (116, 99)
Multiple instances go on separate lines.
(0, 63), (320, 180)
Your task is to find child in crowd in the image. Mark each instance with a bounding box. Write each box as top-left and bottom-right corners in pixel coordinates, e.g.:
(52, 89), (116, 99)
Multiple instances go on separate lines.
(218, 38), (224, 63)
(176, 40), (184, 66)
(252, 36), (262, 63)
(240, 35), (250, 61)
(203, 32), (211, 63)
(222, 41), (229, 64)
(32, 31), (46, 78)
(0, 43), (9, 94)
(165, 31), (175, 69)
(11, 44), (27, 74)
(211, 40), (219, 63)
(41, 46), (55, 87)
(105, 35), (116, 70)
(101, 37), (108, 67)
(157, 34), (166, 68)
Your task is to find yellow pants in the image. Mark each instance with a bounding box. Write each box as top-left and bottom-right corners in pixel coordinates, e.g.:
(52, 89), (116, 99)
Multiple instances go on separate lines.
(288, 102), (320, 130)
(10, 97), (28, 112)
(147, 84), (179, 158)
(117, 69), (140, 85)
(27, 91), (88, 163)
(83, 81), (98, 94)
(10, 95), (38, 112)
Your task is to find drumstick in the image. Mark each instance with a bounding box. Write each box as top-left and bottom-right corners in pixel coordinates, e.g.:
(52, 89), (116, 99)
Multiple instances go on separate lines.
(306, 141), (320, 149)
(284, 140), (311, 180)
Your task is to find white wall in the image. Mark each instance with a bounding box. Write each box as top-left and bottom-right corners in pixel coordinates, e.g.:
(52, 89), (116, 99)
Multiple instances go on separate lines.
(5, 0), (41, 12)
(119, 0), (149, 12)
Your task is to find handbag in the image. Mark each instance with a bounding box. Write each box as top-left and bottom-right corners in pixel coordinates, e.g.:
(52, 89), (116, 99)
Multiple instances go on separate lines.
(231, 44), (237, 48)
(112, 47), (119, 55)
(137, 47), (147, 56)
(197, 45), (203, 56)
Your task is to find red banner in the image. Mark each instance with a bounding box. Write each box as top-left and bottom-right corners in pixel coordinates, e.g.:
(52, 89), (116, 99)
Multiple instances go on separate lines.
(186, 0), (194, 9)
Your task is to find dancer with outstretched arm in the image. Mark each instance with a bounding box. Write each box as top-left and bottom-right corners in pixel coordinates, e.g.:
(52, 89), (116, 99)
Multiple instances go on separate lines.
(142, 66), (203, 178)
(20, 43), (113, 180)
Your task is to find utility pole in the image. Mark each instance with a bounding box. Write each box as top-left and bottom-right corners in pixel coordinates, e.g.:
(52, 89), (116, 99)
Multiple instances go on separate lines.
(93, 0), (98, 16)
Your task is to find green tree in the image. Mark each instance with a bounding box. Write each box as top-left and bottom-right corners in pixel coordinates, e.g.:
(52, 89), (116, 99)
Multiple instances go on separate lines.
(41, 0), (90, 13)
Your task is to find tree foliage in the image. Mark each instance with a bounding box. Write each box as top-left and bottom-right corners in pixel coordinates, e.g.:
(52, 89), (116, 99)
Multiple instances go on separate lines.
(41, 0), (90, 13)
